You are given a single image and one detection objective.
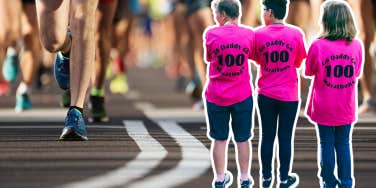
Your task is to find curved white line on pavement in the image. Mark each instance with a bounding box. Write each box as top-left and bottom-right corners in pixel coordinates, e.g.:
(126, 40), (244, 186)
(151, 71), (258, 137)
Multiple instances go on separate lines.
(127, 121), (210, 188)
(60, 120), (167, 188)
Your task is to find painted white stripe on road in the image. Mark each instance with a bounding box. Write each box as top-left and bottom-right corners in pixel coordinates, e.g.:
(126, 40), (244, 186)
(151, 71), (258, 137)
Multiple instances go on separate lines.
(127, 121), (211, 188)
(143, 107), (206, 123)
(60, 120), (167, 188)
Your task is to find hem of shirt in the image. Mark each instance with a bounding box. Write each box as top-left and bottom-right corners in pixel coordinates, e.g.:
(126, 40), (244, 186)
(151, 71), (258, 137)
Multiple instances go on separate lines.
(206, 93), (253, 107)
(307, 115), (355, 126)
(258, 91), (299, 102)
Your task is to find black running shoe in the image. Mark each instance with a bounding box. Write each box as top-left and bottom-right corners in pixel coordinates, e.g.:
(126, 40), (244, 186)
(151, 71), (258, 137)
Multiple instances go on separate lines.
(88, 95), (109, 123)
(262, 177), (272, 188)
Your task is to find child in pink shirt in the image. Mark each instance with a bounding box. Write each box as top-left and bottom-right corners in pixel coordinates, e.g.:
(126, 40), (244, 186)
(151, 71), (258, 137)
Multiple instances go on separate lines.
(204, 0), (255, 187)
(304, 1), (363, 187)
(253, 0), (306, 187)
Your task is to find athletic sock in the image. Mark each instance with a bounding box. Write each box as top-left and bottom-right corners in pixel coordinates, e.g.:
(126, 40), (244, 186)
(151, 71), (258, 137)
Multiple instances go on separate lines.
(16, 82), (29, 95)
(216, 173), (225, 182)
(69, 106), (83, 114)
(240, 173), (249, 182)
(91, 87), (105, 97)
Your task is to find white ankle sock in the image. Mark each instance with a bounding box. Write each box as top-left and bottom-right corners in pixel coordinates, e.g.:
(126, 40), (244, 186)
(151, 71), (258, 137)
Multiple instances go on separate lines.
(17, 82), (29, 95)
(240, 173), (249, 181)
(216, 173), (225, 182)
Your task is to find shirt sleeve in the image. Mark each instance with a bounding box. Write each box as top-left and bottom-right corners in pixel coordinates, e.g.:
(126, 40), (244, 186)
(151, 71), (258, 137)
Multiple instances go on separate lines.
(305, 43), (318, 76)
(355, 40), (364, 78)
(204, 31), (211, 63)
(294, 32), (307, 68)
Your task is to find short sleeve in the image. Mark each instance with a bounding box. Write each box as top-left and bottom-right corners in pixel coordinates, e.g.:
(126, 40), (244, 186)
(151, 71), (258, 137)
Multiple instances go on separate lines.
(355, 40), (364, 78)
(294, 31), (307, 68)
(305, 43), (319, 76)
(204, 30), (211, 63)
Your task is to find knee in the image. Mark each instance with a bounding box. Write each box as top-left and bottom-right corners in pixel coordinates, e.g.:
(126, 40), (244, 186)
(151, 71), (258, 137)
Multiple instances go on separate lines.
(40, 35), (65, 53)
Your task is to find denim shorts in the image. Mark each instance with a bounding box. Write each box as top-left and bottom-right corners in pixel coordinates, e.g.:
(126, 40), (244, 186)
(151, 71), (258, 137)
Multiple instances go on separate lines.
(206, 96), (254, 142)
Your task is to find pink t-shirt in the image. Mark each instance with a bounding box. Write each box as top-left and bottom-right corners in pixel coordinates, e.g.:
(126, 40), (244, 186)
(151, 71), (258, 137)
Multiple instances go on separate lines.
(305, 38), (363, 126)
(253, 24), (307, 101)
(204, 24), (255, 106)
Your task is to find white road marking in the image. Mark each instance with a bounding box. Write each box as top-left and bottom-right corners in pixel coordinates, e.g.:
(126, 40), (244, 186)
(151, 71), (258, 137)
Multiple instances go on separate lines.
(60, 120), (167, 188)
(127, 121), (211, 188)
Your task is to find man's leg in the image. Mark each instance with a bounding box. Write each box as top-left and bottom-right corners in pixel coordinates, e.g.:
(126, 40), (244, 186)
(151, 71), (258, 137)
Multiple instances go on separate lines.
(89, 0), (117, 122)
(187, 7), (212, 87)
(15, 1), (42, 112)
(0, 0), (22, 95)
(356, 0), (375, 113)
(35, 0), (70, 53)
(69, 0), (99, 109)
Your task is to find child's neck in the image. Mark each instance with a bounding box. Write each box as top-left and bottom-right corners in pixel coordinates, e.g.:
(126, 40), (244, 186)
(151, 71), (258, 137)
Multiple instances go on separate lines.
(223, 19), (238, 26)
(269, 18), (284, 25)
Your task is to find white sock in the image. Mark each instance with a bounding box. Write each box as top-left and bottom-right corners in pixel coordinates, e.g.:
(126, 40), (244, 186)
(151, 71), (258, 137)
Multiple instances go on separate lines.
(7, 47), (17, 56)
(17, 82), (29, 95)
(216, 173), (225, 182)
(240, 173), (249, 181)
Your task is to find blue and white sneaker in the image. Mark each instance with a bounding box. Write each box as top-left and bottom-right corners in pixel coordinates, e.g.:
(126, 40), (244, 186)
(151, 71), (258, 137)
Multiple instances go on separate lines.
(2, 50), (19, 82)
(278, 173), (299, 188)
(59, 108), (88, 141)
(15, 93), (32, 113)
(214, 172), (233, 188)
(54, 52), (70, 90)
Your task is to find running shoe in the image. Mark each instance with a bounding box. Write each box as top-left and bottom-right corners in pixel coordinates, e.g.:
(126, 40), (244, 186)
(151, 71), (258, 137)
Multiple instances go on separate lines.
(88, 95), (109, 123)
(279, 174), (299, 188)
(2, 51), (19, 82)
(0, 81), (10, 96)
(109, 74), (129, 94)
(59, 108), (88, 141)
(214, 172), (233, 188)
(240, 179), (252, 188)
(15, 93), (32, 113)
(262, 177), (272, 188)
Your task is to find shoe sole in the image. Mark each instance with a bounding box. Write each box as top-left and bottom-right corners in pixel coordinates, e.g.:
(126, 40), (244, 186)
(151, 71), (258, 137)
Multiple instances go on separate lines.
(59, 127), (88, 141)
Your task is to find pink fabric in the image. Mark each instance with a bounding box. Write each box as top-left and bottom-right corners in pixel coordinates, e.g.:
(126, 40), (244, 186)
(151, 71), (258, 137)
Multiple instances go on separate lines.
(204, 24), (255, 106)
(305, 38), (363, 126)
(253, 24), (307, 101)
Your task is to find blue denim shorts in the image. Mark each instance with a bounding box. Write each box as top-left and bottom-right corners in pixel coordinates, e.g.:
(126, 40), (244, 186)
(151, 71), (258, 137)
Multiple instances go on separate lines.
(206, 96), (254, 142)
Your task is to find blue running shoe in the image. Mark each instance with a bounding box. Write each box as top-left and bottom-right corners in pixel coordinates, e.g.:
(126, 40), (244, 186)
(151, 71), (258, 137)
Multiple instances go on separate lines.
(214, 172), (233, 188)
(59, 108), (88, 141)
(54, 52), (70, 90)
(262, 177), (272, 188)
(15, 93), (32, 112)
(240, 179), (251, 188)
(2, 51), (19, 82)
(278, 173), (299, 188)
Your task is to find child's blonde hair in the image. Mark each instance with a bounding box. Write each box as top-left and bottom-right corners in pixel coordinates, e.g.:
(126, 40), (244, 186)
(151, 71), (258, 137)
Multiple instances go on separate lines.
(320, 0), (357, 42)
